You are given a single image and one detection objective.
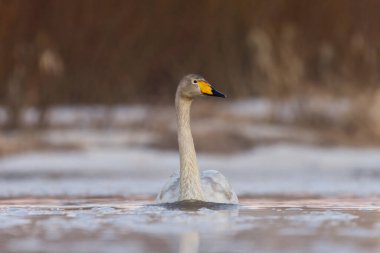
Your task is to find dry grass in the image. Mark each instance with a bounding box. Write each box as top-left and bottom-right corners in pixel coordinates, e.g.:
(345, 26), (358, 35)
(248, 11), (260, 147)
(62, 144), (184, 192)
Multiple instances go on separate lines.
(1, 1), (380, 106)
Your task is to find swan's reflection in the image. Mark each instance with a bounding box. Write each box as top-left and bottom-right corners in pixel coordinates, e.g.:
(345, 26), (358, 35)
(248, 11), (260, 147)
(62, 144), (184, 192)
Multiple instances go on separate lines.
(179, 231), (199, 253)
(161, 200), (239, 253)
(143, 201), (239, 253)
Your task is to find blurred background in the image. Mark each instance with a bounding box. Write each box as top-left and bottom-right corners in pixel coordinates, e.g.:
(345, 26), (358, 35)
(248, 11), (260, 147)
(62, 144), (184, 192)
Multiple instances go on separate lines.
(1, 0), (380, 197)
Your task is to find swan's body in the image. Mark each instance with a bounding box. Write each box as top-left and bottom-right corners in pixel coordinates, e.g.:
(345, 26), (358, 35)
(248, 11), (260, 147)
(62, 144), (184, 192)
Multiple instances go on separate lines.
(156, 74), (238, 204)
(156, 170), (238, 203)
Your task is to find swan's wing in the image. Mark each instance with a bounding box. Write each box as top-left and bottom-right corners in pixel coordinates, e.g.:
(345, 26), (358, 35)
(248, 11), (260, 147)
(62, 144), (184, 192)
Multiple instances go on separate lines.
(155, 172), (180, 203)
(201, 170), (238, 204)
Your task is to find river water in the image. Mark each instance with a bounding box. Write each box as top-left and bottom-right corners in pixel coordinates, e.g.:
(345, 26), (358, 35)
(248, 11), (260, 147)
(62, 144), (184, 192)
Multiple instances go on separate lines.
(1, 197), (379, 253)
(1, 141), (380, 253)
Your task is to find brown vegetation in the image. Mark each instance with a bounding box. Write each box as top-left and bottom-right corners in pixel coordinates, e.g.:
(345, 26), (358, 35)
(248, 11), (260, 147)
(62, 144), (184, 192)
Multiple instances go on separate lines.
(1, 0), (380, 104)
(0, 0), (380, 140)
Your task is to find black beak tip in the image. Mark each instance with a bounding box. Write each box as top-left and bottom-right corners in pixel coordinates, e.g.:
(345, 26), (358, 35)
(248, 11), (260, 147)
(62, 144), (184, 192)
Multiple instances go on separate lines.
(212, 89), (226, 98)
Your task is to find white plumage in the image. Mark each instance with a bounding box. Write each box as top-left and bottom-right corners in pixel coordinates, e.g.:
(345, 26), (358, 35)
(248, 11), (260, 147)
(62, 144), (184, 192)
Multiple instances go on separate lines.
(156, 170), (238, 204)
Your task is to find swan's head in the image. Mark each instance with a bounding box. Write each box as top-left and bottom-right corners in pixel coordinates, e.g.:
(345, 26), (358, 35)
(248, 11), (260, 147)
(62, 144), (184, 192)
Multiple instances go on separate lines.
(177, 74), (226, 99)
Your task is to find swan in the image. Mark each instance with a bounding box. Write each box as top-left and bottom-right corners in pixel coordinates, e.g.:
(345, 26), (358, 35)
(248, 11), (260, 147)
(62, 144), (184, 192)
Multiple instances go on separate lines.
(156, 74), (238, 204)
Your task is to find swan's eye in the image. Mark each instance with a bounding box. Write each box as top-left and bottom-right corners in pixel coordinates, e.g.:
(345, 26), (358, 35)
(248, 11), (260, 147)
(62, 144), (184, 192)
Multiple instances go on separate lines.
(192, 80), (198, 84)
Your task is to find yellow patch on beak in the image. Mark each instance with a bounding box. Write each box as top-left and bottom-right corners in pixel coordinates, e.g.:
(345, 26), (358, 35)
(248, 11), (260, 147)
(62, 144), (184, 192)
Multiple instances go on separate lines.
(198, 80), (213, 95)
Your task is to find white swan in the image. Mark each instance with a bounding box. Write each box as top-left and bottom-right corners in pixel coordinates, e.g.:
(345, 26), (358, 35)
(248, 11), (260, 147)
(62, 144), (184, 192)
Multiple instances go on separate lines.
(156, 74), (238, 204)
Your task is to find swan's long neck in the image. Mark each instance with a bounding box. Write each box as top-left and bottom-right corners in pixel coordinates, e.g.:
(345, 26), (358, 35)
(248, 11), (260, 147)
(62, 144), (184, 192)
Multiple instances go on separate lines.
(175, 93), (204, 201)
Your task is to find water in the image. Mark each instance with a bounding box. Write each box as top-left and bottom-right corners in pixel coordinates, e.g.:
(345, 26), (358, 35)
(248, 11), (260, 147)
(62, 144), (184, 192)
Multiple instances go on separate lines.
(1, 197), (379, 253)
(1, 134), (380, 252)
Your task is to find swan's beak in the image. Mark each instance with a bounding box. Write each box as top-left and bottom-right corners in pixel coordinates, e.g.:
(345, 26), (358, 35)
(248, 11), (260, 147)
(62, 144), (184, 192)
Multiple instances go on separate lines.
(198, 80), (226, 98)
